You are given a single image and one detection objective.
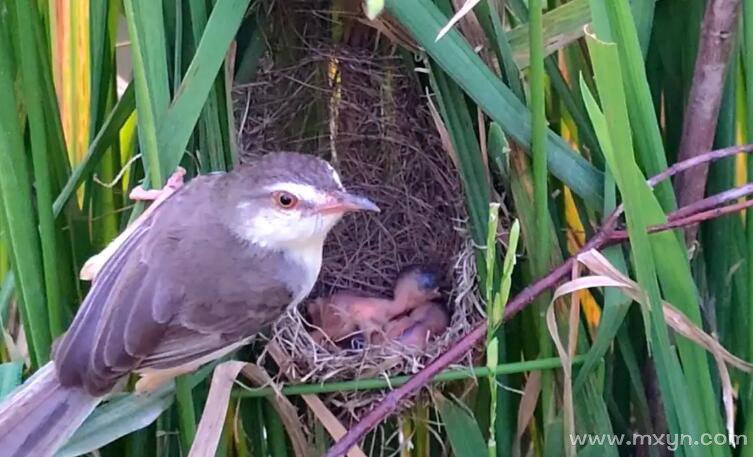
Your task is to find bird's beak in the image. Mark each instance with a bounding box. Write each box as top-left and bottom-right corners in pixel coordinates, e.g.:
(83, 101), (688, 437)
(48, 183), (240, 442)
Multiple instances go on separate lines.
(317, 191), (380, 214)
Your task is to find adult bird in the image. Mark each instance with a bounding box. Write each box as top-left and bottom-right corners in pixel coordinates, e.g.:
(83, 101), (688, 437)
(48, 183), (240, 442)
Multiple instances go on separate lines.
(0, 152), (378, 457)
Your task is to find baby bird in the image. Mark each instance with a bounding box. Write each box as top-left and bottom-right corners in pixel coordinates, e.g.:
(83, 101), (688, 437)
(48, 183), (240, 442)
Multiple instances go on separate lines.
(376, 301), (450, 350)
(307, 265), (441, 346)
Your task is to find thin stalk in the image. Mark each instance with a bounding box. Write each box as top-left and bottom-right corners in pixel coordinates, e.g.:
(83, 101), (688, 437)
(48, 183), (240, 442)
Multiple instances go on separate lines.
(484, 204), (500, 457)
(530, 0), (550, 271)
(123, 0), (166, 187)
(675, 0), (742, 228)
(235, 355), (586, 398)
(744, 1), (753, 452)
(529, 0), (555, 432)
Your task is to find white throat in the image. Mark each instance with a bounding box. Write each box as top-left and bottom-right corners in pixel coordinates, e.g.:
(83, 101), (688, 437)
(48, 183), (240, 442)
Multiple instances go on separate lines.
(282, 236), (326, 306)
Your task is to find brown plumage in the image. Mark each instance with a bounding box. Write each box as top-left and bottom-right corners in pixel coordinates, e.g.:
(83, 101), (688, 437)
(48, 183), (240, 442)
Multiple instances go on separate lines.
(54, 172), (303, 395)
(0, 152), (377, 457)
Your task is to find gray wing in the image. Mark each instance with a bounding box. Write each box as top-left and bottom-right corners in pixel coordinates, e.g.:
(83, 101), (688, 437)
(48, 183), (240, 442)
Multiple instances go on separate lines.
(54, 175), (294, 396)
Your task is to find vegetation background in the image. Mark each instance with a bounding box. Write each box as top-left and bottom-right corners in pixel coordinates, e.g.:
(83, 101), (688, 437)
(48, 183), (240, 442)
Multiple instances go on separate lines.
(1, 0), (753, 456)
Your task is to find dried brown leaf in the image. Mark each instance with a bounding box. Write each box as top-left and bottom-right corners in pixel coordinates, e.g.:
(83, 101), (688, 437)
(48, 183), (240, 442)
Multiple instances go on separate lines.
(549, 248), (753, 443)
(189, 361), (246, 457)
(513, 371), (541, 457)
(302, 394), (368, 457)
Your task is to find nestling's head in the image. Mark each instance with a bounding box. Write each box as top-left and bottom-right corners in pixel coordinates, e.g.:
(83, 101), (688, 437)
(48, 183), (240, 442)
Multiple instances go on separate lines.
(226, 152), (379, 248)
(393, 264), (442, 309)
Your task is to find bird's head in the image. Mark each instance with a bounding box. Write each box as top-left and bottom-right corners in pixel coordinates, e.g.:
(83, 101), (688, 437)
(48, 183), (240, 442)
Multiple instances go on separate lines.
(226, 152), (379, 249)
(393, 264), (442, 309)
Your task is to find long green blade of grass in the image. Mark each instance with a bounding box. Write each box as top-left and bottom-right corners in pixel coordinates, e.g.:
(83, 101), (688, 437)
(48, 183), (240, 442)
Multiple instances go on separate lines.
(157, 0), (251, 178)
(436, 393), (487, 457)
(0, 14), (51, 367)
(124, 0), (170, 187)
(583, 31), (729, 455)
(601, 0), (675, 212)
(530, 0), (550, 278)
(384, 0), (604, 207)
(16, 0), (65, 338)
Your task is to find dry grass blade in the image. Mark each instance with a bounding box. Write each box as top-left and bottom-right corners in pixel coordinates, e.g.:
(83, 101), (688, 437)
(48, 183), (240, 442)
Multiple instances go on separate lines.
(188, 361), (246, 457)
(549, 248), (753, 443)
(545, 261), (581, 457)
(302, 394), (368, 457)
(512, 371), (541, 457)
(436, 0), (482, 42)
(427, 94), (460, 170)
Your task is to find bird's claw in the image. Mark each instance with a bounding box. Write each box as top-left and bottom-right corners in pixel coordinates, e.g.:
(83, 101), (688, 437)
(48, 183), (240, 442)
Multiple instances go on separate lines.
(129, 167), (186, 201)
(80, 167), (186, 281)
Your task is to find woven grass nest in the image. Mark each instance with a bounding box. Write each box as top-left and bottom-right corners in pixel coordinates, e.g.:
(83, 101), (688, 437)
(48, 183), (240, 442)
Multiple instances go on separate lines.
(234, 28), (487, 418)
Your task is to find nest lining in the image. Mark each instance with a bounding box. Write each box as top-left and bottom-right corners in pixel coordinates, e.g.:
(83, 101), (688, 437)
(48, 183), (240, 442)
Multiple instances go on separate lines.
(234, 16), (490, 418)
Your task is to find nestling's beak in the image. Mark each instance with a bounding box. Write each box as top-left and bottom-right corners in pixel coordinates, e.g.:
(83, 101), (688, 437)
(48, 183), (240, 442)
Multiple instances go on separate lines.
(317, 191), (380, 214)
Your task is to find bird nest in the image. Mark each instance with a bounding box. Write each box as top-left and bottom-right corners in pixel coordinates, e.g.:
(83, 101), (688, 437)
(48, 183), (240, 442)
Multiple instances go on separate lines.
(234, 23), (488, 419)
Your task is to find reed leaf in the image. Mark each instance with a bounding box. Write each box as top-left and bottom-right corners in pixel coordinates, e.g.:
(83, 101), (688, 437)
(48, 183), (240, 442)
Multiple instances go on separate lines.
(384, 0), (604, 206)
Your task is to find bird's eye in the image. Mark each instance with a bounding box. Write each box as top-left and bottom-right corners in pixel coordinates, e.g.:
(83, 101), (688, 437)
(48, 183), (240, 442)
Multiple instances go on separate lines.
(273, 191), (298, 209)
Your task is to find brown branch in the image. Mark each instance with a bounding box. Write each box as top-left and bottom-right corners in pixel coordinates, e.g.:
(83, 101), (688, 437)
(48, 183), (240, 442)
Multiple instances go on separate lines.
(323, 144), (753, 457)
(668, 183), (753, 221)
(674, 0), (742, 238)
(608, 192), (753, 243)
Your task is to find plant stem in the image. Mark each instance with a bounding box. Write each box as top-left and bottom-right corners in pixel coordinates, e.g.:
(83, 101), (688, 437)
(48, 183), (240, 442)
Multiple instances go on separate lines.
(675, 0), (742, 239)
(175, 376), (198, 453)
(235, 355), (586, 398)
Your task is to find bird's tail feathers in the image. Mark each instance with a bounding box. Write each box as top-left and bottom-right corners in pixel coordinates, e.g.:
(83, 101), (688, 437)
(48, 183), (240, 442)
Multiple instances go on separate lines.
(0, 362), (100, 457)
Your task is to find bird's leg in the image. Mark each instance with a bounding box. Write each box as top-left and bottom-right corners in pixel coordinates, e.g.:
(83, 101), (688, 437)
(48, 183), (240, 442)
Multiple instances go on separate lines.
(80, 167), (186, 281)
(128, 166), (186, 201)
(134, 366), (196, 393)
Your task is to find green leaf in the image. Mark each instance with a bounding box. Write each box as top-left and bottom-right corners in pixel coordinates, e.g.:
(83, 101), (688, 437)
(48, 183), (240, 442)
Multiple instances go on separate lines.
(384, 0), (604, 207)
(58, 383), (175, 457)
(124, 0), (170, 186)
(600, 0), (675, 212)
(507, 0), (591, 69)
(435, 393), (487, 457)
(16, 0), (65, 337)
(583, 32), (724, 456)
(0, 13), (51, 366)
(0, 362), (22, 402)
(157, 0), (252, 179)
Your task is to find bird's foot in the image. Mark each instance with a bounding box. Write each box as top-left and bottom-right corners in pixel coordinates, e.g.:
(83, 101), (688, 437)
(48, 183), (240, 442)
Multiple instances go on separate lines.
(80, 167), (186, 281)
(135, 365), (193, 393)
(129, 167), (186, 201)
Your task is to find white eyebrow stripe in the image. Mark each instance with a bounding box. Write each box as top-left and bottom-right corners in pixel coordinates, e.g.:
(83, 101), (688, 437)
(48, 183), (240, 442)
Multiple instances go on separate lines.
(263, 182), (326, 202)
(326, 163), (344, 189)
